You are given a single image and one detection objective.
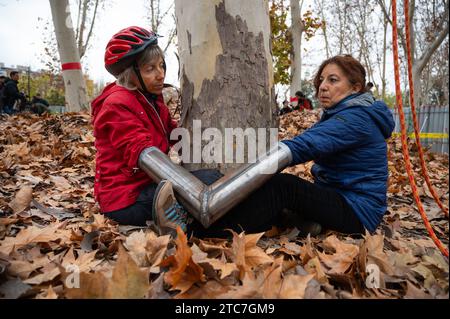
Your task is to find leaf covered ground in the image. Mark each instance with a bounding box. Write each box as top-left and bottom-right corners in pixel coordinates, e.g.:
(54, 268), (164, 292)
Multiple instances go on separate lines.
(0, 108), (448, 299)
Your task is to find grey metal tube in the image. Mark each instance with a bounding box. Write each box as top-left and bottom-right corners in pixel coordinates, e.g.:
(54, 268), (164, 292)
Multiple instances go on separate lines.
(138, 142), (292, 228)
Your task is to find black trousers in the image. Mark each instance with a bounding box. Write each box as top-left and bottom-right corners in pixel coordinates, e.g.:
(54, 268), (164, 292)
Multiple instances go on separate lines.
(105, 170), (364, 238)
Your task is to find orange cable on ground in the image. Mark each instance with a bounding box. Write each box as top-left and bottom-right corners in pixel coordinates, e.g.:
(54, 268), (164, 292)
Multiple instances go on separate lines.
(403, 0), (449, 217)
(391, 0), (448, 257)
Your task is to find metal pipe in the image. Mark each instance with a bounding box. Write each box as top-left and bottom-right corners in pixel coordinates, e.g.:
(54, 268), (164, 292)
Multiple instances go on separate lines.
(138, 142), (292, 228)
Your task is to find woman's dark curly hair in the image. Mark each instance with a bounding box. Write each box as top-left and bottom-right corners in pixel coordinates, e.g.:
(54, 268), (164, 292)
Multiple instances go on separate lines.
(313, 55), (367, 98)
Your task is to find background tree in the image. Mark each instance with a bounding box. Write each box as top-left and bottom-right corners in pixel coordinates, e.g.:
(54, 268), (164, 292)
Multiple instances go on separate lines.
(289, 0), (303, 94)
(314, 0), (331, 59)
(309, 0), (448, 107)
(75, 0), (103, 59)
(49, 0), (89, 112)
(377, 0), (449, 106)
(411, 0), (449, 106)
(17, 72), (65, 106)
(41, 0), (104, 74)
(145, 0), (177, 53)
(424, 40), (449, 106)
(269, 0), (320, 102)
(374, 0), (391, 100)
(175, 0), (277, 173)
(270, 0), (291, 86)
(290, 0), (321, 94)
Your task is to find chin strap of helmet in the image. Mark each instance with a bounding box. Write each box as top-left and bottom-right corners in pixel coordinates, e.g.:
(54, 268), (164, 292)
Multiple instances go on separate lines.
(133, 61), (149, 94)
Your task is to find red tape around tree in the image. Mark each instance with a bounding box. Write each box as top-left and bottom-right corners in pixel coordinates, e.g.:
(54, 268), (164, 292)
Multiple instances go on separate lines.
(61, 62), (82, 71)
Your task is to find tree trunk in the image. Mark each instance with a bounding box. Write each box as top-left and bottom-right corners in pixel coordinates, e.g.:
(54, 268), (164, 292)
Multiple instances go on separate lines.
(315, 0), (330, 58)
(49, 0), (89, 112)
(443, 74), (449, 106)
(150, 0), (157, 31)
(336, 0), (346, 54)
(290, 0), (304, 93)
(175, 0), (277, 173)
(412, 22), (449, 107)
(83, 0), (100, 58)
(77, 0), (89, 58)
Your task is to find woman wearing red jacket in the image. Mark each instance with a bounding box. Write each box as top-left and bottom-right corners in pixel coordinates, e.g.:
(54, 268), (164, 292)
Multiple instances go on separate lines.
(91, 26), (219, 226)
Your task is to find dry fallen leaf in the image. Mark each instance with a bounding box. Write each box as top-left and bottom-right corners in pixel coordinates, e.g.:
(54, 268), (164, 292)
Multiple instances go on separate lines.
(65, 244), (149, 299)
(217, 272), (266, 299)
(404, 280), (432, 299)
(160, 227), (205, 294)
(261, 257), (284, 298)
(145, 231), (171, 273)
(61, 247), (102, 273)
(36, 285), (59, 299)
(64, 270), (109, 299)
(204, 258), (238, 280)
(279, 273), (315, 299)
(49, 175), (72, 190)
(229, 230), (273, 280)
(23, 267), (60, 285)
(318, 235), (359, 274)
(304, 256), (328, 283)
(124, 230), (148, 267)
(0, 218), (19, 226)
(0, 111), (447, 300)
(8, 186), (33, 214)
(0, 222), (70, 255)
(107, 244), (150, 298)
(362, 232), (395, 276)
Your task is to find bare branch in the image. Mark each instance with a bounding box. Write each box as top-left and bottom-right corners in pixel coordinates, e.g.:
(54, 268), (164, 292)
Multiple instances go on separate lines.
(78, 0), (89, 58)
(83, 0), (100, 56)
(376, 0), (408, 58)
(163, 27), (176, 53)
(416, 22), (449, 74)
(75, 0), (82, 41)
(159, 2), (174, 22)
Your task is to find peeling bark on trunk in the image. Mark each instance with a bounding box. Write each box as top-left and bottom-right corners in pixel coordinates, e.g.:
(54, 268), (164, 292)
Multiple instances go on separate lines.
(175, 0), (277, 173)
(49, 0), (88, 112)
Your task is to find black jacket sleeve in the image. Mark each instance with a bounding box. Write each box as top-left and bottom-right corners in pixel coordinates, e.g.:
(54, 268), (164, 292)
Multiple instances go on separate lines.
(4, 81), (23, 102)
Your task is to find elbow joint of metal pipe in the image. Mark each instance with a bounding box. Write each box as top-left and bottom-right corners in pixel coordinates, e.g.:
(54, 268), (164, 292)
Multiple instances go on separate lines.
(138, 142), (293, 229)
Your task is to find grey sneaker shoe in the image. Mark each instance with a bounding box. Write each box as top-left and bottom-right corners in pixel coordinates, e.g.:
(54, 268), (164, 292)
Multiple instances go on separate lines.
(152, 180), (188, 236)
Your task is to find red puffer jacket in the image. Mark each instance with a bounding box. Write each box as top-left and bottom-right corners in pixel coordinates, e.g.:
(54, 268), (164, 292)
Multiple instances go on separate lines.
(91, 82), (177, 212)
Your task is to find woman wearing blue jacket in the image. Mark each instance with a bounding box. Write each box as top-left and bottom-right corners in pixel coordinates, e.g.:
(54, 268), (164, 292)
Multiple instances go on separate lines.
(280, 54), (395, 235)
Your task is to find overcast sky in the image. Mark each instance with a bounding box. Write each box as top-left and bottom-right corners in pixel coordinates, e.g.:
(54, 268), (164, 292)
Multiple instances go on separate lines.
(0, 0), (179, 85)
(0, 0), (395, 98)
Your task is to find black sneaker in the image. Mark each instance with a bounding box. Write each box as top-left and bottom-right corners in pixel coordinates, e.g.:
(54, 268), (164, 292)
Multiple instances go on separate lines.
(298, 221), (322, 237)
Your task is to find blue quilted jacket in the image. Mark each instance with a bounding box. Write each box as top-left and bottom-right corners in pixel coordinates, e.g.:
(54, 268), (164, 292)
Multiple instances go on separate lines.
(281, 93), (395, 232)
